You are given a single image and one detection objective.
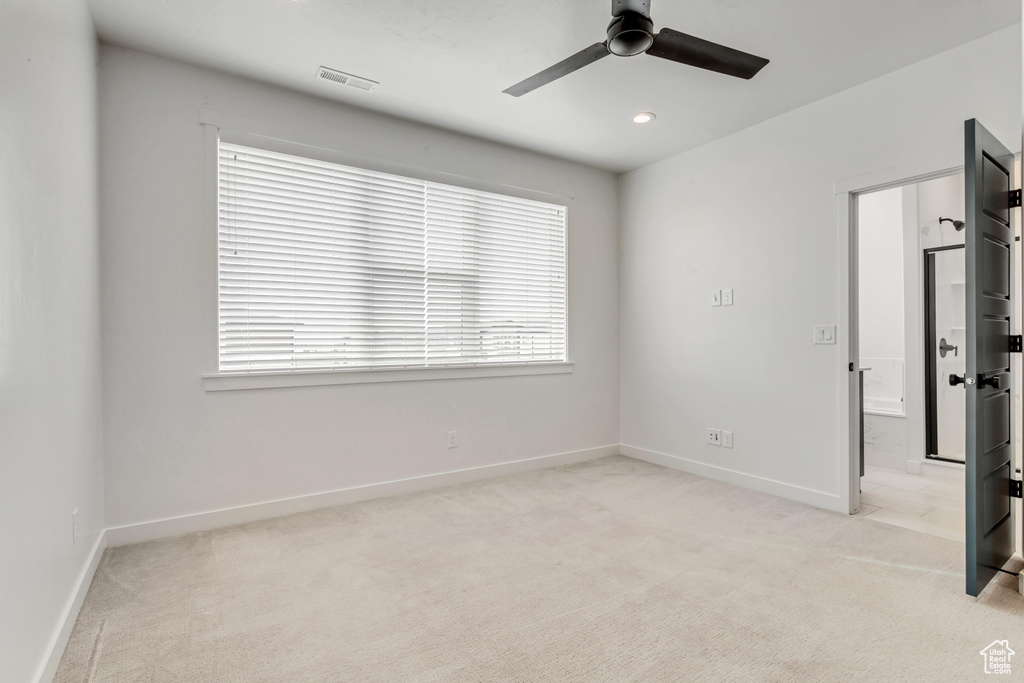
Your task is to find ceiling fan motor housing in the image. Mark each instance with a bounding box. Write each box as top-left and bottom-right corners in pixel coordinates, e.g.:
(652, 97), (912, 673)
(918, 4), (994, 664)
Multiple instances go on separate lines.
(606, 12), (654, 56)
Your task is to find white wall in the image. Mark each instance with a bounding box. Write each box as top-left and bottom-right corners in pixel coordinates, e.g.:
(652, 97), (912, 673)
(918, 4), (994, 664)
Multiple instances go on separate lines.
(918, 174), (967, 250)
(98, 46), (620, 530)
(858, 186), (910, 472)
(858, 187), (905, 414)
(619, 26), (1021, 510)
(0, 1), (105, 681)
(858, 188), (905, 363)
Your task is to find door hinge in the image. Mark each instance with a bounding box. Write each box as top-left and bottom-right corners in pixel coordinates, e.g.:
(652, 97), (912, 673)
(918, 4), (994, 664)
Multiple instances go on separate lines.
(1011, 335), (1022, 353)
(1012, 189), (1022, 208)
(1011, 479), (1022, 499)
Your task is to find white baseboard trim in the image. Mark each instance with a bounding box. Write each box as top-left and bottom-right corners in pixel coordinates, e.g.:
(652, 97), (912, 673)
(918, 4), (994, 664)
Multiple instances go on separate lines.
(620, 444), (844, 513)
(34, 530), (107, 683)
(917, 458), (965, 481)
(106, 444), (620, 547)
(32, 442), (846, 679)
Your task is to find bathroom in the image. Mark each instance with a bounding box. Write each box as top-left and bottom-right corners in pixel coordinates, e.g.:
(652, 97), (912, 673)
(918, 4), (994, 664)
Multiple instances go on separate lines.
(856, 172), (971, 540)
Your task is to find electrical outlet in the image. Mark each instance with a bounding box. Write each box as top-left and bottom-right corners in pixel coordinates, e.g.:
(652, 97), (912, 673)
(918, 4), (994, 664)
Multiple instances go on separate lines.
(711, 290), (722, 307)
(447, 431), (458, 449)
(72, 509), (78, 546)
(706, 428), (721, 446)
(722, 289), (734, 306)
(722, 431), (734, 448)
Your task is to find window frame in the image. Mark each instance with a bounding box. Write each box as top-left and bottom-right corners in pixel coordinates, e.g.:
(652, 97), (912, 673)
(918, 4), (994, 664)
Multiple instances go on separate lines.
(200, 111), (573, 391)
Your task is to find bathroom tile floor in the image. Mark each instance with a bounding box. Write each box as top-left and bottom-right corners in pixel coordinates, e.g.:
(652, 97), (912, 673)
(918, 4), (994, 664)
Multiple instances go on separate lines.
(856, 465), (965, 543)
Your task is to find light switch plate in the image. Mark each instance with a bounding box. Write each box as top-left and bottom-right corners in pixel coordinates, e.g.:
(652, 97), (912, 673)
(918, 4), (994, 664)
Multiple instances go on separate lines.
(712, 290), (722, 307)
(706, 428), (721, 446)
(722, 289), (734, 306)
(814, 325), (836, 345)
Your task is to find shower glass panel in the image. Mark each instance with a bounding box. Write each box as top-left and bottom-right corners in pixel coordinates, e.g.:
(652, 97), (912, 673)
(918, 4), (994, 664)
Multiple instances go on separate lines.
(924, 245), (965, 463)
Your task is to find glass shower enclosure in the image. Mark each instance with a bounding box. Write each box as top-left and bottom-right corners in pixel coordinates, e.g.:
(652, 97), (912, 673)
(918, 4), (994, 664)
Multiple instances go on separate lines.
(924, 245), (966, 463)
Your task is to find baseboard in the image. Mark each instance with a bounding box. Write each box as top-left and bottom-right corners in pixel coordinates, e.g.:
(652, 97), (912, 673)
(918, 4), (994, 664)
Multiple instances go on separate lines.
(918, 458), (965, 481)
(620, 444), (843, 513)
(32, 442), (842, 679)
(106, 444), (620, 547)
(33, 530), (107, 683)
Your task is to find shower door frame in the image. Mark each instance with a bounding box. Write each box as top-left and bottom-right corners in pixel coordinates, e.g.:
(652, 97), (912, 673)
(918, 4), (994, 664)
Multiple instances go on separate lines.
(923, 243), (966, 464)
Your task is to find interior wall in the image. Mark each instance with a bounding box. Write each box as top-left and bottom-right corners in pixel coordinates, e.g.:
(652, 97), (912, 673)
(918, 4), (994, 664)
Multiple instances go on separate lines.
(619, 26), (1021, 511)
(0, 1), (105, 681)
(858, 187), (907, 471)
(918, 174), (968, 250)
(858, 187), (905, 412)
(859, 189), (906, 361)
(98, 45), (620, 529)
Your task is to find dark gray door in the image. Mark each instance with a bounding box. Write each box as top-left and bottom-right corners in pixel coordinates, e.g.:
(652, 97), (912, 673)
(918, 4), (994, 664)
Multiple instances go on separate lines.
(964, 118), (1016, 598)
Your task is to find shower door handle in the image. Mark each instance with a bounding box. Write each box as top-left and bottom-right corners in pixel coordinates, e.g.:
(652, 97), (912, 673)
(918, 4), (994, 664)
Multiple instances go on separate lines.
(939, 338), (958, 358)
(949, 373), (966, 387)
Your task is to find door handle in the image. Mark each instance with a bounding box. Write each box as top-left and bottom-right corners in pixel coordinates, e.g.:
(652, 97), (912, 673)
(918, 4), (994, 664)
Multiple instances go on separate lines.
(949, 373), (965, 387)
(939, 338), (958, 358)
(979, 373), (1005, 389)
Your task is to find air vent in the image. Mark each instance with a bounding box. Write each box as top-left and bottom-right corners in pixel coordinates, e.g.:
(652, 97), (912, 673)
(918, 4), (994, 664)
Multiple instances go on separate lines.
(316, 66), (378, 92)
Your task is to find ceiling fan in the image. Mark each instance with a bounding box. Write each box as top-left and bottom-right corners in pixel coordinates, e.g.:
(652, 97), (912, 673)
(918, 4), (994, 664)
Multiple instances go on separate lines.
(503, 0), (770, 97)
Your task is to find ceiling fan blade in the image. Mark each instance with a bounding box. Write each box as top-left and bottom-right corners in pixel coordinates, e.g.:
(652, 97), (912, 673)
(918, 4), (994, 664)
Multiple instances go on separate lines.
(503, 42), (610, 97)
(612, 0), (651, 19)
(647, 28), (769, 79)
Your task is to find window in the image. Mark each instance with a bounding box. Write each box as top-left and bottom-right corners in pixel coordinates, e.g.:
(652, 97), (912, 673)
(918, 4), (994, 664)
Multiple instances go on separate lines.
(217, 142), (567, 375)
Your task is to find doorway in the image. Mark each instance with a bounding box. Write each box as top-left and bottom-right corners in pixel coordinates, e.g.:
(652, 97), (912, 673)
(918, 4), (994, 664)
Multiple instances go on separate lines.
(855, 173), (967, 542)
(840, 126), (1024, 598)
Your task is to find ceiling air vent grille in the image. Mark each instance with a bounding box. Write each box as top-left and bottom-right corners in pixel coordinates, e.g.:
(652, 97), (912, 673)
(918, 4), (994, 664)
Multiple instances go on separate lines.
(316, 66), (378, 92)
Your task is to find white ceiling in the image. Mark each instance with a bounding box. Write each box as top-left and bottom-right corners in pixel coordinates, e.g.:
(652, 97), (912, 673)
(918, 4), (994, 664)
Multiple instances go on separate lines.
(87, 0), (1019, 172)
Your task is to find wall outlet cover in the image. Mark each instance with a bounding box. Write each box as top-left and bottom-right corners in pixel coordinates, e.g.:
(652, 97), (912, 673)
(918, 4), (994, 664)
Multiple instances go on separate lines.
(706, 428), (721, 446)
(722, 289), (734, 306)
(447, 431), (458, 448)
(722, 431), (734, 448)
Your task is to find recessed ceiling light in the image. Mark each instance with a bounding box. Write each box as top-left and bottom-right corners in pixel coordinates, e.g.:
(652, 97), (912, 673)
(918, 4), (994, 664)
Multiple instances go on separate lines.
(632, 112), (656, 124)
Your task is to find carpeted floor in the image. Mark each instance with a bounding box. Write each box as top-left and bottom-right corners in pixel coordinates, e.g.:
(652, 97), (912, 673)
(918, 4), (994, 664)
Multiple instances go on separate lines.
(56, 456), (1023, 682)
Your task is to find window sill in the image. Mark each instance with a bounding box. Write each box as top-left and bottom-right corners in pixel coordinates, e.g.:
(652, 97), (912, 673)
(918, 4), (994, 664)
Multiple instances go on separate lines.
(202, 361), (574, 392)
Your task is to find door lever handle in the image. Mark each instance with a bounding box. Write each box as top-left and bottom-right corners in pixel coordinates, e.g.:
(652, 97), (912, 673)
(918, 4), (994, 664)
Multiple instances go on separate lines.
(939, 338), (958, 358)
(949, 373), (966, 387)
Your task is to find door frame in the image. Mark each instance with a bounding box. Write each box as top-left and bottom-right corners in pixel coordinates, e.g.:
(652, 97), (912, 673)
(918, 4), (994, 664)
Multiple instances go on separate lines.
(836, 157), (963, 515)
(923, 244), (967, 464)
(839, 155), (1021, 523)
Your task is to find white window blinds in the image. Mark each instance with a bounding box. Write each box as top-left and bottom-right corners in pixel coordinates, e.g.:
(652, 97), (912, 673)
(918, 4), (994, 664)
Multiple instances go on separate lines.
(218, 141), (567, 374)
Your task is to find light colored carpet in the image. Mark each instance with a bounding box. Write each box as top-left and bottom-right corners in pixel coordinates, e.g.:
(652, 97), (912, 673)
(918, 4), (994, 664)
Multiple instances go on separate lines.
(56, 456), (1023, 682)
